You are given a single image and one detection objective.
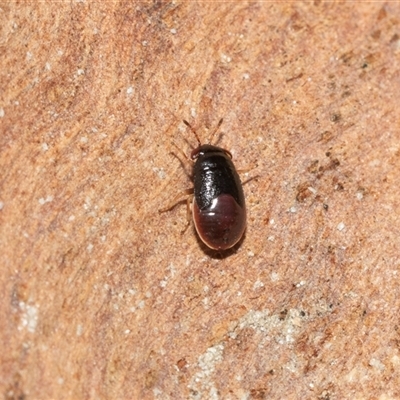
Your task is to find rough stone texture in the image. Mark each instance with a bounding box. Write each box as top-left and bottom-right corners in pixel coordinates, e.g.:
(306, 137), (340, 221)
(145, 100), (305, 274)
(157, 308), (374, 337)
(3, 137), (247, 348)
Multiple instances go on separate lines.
(1, 2), (400, 399)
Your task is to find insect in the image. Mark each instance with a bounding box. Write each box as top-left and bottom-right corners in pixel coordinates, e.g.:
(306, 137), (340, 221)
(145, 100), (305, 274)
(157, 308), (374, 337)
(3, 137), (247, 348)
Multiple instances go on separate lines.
(160, 119), (246, 250)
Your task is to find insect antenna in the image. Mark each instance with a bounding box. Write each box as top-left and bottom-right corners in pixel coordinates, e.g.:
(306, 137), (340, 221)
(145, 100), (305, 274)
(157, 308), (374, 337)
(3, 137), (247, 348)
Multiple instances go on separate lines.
(183, 120), (202, 147)
(207, 118), (223, 144)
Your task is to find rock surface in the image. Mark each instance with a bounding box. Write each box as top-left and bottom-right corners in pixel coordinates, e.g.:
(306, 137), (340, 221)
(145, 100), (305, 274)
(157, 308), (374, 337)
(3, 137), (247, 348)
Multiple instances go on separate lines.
(1, 2), (400, 399)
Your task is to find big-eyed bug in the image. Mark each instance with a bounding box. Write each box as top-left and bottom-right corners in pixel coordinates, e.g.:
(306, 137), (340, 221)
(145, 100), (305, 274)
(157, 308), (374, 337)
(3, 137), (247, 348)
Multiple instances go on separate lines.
(161, 119), (246, 251)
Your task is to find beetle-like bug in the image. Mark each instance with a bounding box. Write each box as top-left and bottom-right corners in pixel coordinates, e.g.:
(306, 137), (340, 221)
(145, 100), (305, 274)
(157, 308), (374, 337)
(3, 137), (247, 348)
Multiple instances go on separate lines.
(161, 119), (246, 251)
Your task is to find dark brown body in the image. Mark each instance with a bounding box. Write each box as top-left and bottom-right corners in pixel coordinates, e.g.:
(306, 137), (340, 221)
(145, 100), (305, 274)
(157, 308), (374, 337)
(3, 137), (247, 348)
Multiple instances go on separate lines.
(191, 144), (246, 250)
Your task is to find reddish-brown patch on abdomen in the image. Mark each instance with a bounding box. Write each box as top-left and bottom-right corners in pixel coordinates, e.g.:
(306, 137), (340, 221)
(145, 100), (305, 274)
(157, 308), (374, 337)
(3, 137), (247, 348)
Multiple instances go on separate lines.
(193, 194), (246, 250)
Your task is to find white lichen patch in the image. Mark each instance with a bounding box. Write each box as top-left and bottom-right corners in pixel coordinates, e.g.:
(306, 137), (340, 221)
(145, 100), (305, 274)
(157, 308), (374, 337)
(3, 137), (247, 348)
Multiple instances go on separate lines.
(188, 343), (224, 400)
(253, 280), (264, 290)
(76, 324), (83, 336)
(159, 278), (168, 288)
(369, 357), (385, 371)
(153, 167), (166, 179)
(18, 302), (39, 333)
(236, 308), (304, 345)
(270, 272), (279, 282)
(38, 195), (54, 205)
(187, 309), (305, 398)
(220, 53), (232, 63)
(337, 222), (345, 231)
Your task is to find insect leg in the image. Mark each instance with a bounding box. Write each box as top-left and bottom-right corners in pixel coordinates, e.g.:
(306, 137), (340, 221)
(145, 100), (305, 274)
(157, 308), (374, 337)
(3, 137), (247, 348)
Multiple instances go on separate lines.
(158, 188), (194, 213)
(181, 194), (194, 234)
